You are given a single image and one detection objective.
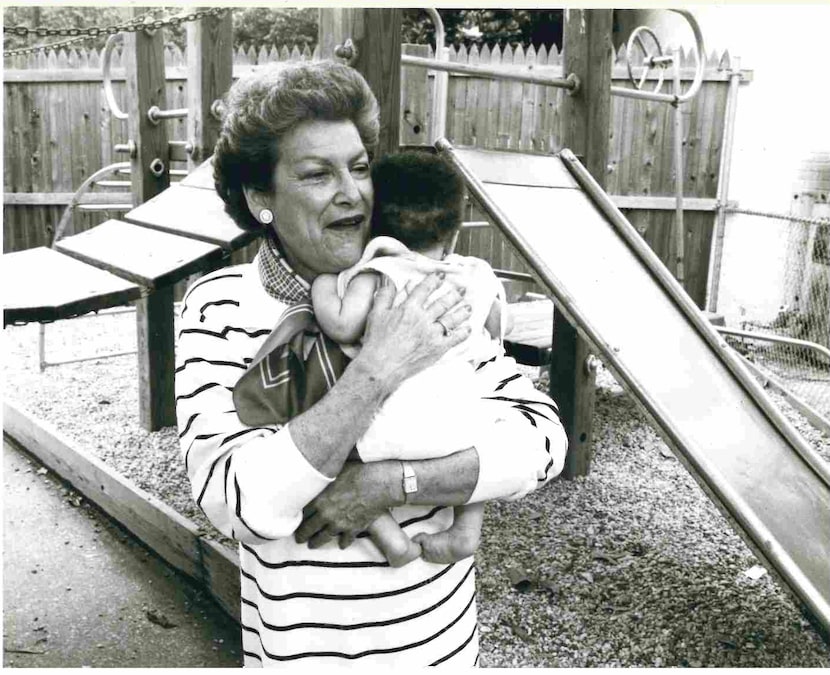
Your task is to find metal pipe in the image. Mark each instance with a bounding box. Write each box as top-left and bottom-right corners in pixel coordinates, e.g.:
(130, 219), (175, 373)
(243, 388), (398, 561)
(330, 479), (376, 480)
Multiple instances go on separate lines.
(672, 48), (685, 286)
(52, 162), (131, 245)
(425, 8), (448, 143)
(706, 57), (741, 312)
(400, 54), (580, 91)
(147, 105), (189, 124)
(716, 326), (830, 363)
(610, 9), (706, 105)
(40, 350), (138, 370)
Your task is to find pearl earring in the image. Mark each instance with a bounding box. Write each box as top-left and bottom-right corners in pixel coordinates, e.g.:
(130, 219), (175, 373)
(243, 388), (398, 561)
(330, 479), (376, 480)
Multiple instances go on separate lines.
(259, 208), (274, 225)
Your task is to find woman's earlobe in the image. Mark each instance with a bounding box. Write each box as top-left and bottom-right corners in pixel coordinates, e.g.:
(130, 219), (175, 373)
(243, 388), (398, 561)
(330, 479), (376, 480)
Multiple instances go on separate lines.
(243, 187), (274, 226)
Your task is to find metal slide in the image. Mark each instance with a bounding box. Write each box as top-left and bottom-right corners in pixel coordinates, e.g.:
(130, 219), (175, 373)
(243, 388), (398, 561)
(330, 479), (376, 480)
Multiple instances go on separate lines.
(437, 141), (830, 635)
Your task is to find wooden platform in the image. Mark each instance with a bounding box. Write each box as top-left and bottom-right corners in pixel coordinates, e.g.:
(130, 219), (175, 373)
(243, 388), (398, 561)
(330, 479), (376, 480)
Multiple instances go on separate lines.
(3, 247), (141, 325)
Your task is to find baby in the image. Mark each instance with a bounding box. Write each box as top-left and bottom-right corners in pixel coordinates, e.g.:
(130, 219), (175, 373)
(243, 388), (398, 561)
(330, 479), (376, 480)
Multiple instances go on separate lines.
(311, 151), (508, 566)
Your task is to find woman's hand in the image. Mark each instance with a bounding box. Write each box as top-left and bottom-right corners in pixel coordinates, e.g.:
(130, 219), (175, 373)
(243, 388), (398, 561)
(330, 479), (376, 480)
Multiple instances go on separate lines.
(357, 272), (472, 394)
(295, 461), (395, 549)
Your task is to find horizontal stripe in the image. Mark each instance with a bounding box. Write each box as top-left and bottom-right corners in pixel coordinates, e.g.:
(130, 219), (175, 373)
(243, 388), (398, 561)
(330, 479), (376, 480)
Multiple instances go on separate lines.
(241, 590), (476, 662)
(511, 403), (554, 423)
(495, 373), (522, 390)
(240, 563), (474, 632)
(175, 381), (230, 403)
(483, 394), (560, 414)
(430, 623), (477, 665)
(178, 325), (271, 341)
(242, 649), (263, 663)
(355, 505), (446, 540)
(242, 542), (387, 569)
(240, 560), (456, 601)
(198, 298), (240, 322)
(175, 356), (248, 374)
(180, 272), (244, 317)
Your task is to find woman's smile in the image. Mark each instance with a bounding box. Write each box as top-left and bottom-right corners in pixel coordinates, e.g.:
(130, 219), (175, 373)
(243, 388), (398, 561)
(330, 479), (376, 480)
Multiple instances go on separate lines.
(265, 119), (373, 280)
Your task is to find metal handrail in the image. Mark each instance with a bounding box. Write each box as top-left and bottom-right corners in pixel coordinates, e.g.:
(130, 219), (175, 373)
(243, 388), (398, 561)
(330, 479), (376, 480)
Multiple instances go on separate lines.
(52, 162), (131, 246)
(399, 53), (580, 91)
(425, 8), (448, 143)
(102, 33), (128, 121)
(716, 326), (830, 364)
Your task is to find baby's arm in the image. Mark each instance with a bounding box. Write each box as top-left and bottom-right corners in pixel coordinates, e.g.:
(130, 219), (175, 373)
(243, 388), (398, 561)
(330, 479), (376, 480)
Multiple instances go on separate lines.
(311, 272), (380, 344)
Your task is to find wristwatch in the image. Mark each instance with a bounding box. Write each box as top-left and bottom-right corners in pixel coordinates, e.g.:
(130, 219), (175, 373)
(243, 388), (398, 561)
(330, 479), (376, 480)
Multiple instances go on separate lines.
(401, 461), (417, 502)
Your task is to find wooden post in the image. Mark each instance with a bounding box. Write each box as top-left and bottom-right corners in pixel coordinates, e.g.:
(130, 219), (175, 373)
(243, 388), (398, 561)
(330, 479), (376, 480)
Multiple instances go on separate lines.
(124, 12), (175, 431)
(319, 8), (402, 157)
(550, 9), (614, 478)
(186, 9), (233, 169)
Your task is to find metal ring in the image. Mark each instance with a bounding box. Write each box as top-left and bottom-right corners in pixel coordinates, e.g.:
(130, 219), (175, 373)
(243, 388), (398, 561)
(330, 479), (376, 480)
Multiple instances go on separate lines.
(436, 318), (451, 337)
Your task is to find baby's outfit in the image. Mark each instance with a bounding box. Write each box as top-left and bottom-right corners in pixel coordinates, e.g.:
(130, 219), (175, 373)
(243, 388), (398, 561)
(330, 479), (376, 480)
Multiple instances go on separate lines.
(335, 236), (506, 462)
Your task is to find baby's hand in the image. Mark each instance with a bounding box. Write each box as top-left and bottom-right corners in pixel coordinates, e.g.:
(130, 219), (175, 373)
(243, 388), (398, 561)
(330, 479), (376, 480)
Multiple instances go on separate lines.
(412, 528), (479, 565)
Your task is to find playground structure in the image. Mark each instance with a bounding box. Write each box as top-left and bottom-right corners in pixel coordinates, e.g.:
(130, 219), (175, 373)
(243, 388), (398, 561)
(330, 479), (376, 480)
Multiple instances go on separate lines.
(3, 7), (829, 640)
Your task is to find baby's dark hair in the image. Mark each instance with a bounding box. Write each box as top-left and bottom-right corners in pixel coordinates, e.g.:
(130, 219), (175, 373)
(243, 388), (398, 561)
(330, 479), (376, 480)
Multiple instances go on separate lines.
(370, 151), (465, 250)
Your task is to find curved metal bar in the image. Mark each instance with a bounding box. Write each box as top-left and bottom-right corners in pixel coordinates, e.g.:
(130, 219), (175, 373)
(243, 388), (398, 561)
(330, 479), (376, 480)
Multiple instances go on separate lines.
(425, 8), (448, 143)
(716, 326), (830, 363)
(611, 8), (706, 105)
(102, 34), (128, 121)
(52, 162), (131, 245)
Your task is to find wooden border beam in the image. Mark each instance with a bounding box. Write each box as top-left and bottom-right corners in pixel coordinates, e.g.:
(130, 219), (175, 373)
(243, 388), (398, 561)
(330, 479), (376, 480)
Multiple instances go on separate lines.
(3, 400), (241, 622)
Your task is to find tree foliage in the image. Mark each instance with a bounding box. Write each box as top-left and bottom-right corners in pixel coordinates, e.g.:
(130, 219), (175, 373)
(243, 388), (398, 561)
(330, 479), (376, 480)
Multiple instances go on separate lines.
(402, 9), (564, 50)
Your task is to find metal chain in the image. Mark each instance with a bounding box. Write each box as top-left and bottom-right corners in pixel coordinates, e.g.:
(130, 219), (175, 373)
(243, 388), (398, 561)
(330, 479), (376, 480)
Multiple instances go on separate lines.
(3, 7), (230, 57)
(725, 205), (830, 228)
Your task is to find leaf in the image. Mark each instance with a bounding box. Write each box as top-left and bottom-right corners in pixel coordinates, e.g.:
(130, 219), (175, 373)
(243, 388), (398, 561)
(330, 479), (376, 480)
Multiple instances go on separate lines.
(579, 571), (594, 584)
(145, 609), (177, 629)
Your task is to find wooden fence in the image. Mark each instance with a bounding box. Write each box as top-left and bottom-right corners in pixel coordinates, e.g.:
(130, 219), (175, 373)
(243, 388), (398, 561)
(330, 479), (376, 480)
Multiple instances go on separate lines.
(4, 42), (750, 306)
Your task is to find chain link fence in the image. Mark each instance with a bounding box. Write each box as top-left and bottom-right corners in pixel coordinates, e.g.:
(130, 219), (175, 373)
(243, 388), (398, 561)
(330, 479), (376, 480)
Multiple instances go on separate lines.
(723, 201), (830, 424)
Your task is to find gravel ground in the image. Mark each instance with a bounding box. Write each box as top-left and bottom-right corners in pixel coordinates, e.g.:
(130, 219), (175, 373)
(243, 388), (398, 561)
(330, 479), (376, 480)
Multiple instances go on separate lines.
(3, 310), (830, 668)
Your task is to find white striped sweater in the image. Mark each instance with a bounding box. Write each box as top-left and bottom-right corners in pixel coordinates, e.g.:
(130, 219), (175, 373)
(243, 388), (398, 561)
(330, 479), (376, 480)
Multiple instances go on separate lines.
(175, 263), (568, 667)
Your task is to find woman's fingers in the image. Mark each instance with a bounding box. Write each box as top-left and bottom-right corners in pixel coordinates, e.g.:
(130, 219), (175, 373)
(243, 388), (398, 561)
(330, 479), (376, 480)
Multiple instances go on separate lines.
(338, 532), (357, 550)
(405, 271), (446, 307)
(294, 511), (325, 544)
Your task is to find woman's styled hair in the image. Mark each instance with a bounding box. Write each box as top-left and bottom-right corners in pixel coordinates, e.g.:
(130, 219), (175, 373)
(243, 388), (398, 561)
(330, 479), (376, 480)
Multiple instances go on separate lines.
(370, 151), (466, 250)
(213, 60), (380, 231)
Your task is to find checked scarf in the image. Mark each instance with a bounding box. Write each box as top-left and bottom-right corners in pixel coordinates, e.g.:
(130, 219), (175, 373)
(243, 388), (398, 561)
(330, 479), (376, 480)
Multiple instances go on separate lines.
(233, 233), (350, 426)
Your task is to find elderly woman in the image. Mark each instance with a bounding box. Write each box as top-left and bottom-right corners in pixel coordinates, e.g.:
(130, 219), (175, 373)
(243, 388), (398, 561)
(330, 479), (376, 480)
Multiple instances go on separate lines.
(176, 60), (567, 667)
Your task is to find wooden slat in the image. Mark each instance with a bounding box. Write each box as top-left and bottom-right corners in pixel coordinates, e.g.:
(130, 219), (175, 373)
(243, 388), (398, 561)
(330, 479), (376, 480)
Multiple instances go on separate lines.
(3, 247), (141, 326)
(178, 156), (215, 189)
(125, 184), (257, 251)
(3, 401), (242, 623)
(55, 219), (225, 289)
(4, 192), (137, 206)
